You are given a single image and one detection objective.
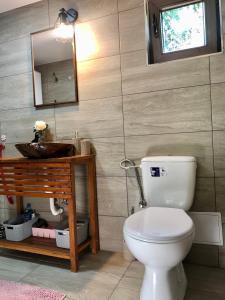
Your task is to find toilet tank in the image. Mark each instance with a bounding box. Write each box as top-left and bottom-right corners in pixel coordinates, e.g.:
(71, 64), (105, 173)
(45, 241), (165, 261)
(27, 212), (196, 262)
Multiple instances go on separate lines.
(141, 156), (197, 211)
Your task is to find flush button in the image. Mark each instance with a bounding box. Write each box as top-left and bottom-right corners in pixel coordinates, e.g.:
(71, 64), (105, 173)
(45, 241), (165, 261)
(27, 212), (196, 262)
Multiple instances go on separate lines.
(150, 167), (160, 177)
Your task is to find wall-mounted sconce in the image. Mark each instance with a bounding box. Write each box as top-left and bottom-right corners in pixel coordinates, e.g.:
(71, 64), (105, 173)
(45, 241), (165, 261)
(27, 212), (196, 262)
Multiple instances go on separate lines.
(54, 8), (78, 43)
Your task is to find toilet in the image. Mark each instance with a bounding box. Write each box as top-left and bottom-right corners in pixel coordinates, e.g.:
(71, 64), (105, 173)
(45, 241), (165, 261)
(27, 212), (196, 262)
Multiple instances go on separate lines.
(123, 156), (197, 300)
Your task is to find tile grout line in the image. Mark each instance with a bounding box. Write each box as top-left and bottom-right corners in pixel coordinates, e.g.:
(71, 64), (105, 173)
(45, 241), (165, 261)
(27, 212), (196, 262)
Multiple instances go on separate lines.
(208, 56), (220, 267)
(108, 259), (133, 299)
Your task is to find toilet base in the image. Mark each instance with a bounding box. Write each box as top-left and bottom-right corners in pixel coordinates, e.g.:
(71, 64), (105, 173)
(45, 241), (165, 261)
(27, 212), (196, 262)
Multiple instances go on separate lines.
(140, 263), (187, 300)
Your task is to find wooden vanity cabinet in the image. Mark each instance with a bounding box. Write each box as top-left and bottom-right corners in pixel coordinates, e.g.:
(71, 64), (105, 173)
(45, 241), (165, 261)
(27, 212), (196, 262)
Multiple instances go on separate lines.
(0, 155), (99, 272)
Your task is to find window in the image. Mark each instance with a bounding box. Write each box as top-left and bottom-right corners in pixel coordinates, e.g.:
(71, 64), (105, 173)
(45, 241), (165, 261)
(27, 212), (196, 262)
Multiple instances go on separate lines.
(145, 0), (222, 64)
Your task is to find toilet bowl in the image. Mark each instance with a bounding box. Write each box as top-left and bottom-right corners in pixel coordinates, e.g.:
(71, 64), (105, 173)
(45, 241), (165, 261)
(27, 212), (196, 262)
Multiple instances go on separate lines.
(124, 207), (195, 300)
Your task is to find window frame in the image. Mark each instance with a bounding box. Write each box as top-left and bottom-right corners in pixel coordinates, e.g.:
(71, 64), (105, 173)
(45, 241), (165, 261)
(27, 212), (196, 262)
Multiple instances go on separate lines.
(145, 0), (223, 64)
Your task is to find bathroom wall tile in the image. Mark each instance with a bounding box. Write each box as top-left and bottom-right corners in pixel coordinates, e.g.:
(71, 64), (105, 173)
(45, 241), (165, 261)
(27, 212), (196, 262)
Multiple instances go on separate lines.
(99, 216), (125, 251)
(210, 53), (225, 84)
(123, 85), (211, 136)
(127, 176), (144, 215)
(186, 244), (219, 267)
(0, 73), (33, 111)
(191, 178), (216, 212)
(213, 131), (225, 177)
(0, 107), (55, 143)
(76, 14), (119, 62)
(91, 137), (125, 177)
(2, 144), (23, 158)
(118, 0), (143, 11)
(221, 0), (225, 33)
(78, 55), (121, 100)
(0, 0), (49, 44)
(121, 50), (210, 95)
(125, 131), (214, 178)
(55, 97), (123, 139)
(211, 83), (225, 130)
(97, 177), (128, 217)
(215, 178), (225, 222)
(0, 37), (32, 78)
(119, 6), (145, 54)
(48, 0), (118, 25)
(219, 224), (225, 268)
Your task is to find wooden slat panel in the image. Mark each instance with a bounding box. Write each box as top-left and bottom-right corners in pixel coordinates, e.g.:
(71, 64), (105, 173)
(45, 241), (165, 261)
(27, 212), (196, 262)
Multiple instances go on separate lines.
(0, 185), (71, 193)
(0, 174), (71, 181)
(0, 180), (71, 187)
(0, 168), (71, 175)
(0, 163), (70, 168)
(0, 191), (72, 199)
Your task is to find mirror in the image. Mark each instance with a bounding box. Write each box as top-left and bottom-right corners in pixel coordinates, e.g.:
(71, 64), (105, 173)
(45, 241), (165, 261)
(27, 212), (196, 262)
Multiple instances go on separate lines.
(31, 27), (78, 107)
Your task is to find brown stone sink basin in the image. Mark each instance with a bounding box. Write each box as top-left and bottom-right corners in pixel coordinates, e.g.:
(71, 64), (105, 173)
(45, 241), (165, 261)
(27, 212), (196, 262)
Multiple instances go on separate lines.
(15, 143), (75, 159)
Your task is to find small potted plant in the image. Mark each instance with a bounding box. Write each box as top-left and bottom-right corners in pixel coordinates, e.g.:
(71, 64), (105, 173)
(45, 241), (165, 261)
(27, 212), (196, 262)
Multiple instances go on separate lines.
(32, 121), (48, 143)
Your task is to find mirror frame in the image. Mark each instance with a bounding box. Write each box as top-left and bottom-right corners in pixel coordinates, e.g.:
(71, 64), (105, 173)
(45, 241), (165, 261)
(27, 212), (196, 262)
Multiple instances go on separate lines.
(31, 27), (79, 108)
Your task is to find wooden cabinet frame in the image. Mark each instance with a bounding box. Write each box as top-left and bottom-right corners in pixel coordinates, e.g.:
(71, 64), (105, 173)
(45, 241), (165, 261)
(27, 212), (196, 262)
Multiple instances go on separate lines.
(0, 155), (99, 272)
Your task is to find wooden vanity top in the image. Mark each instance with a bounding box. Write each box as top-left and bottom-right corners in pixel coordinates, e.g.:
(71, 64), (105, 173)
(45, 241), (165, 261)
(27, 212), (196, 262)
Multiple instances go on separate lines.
(0, 155), (94, 164)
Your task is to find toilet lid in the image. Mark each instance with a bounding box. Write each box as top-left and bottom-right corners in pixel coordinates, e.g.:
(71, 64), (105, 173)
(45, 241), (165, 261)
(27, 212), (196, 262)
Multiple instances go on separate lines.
(124, 207), (194, 243)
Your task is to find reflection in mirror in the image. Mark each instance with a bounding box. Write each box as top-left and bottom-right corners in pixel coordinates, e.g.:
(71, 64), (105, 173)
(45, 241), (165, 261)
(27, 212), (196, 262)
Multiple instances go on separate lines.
(145, 0), (223, 64)
(31, 27), (78, 107)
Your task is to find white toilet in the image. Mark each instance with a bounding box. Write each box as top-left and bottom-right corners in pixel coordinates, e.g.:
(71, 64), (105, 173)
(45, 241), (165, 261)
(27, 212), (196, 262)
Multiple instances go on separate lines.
(123, 156), (197, 300)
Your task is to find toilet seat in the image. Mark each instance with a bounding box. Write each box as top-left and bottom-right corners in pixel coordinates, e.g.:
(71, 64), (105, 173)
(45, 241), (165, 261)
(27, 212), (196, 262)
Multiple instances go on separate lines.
(124, 207), (194, 244)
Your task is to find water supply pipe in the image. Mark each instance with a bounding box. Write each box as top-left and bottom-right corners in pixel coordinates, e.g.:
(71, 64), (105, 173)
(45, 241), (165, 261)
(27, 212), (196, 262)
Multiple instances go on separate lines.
(49, 198), (64, 216)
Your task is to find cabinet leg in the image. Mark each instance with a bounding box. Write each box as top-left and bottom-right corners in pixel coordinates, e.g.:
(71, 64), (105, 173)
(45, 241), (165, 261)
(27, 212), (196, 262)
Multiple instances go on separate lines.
(16, 196), (23, 215)
(68, 167), (78, 272)
(87, 159), (100, 254)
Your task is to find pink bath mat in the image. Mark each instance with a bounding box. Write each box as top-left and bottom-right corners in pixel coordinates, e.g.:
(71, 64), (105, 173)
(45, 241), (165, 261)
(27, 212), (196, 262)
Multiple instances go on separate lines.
(0, 279), (66, 300)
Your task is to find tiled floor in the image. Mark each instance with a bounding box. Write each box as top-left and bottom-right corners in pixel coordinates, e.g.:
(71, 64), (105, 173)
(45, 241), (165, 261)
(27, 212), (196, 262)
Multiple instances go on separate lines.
(0, 251), (225, 299)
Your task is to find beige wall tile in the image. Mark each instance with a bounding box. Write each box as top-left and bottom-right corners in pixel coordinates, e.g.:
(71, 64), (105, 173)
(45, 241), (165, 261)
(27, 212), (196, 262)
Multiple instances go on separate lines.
(55, 97), (123, 139)
(99, 216), (125, 252)
(0, 107), (55, 143)
(48, 0), (117, 25)
(210, 53), (225, 84)
(213, 131), (225, 177)
(119, 6), (145, 53)
(219, 224), (225, 268)
(78, 55), (121, 100)
(0, 73), (34, 111)
(125, 131), (214, 177)
(0, 0), (49, 44)
(91, 137), (125, 177)
(76, 14), (119, 62)
(191, 178), (216, 212)
(186, 244), (219, 267)
(123, 85), (211, 136)
(97, 177), (128, 217)
(0, 37), (32, 77)
(121, 50), (210, 95)
(215, 178), (225, 222)
(212, 83), (225, 130)
(118, 0), (143, 11)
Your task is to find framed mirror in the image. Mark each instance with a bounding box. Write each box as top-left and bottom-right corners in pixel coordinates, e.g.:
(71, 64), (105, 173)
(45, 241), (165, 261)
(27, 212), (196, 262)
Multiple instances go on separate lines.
(31, 27), (78, 108)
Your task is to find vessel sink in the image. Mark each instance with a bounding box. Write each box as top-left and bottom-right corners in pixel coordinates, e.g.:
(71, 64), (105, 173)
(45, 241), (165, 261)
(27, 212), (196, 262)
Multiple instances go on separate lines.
(15, 143), (75, 159)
